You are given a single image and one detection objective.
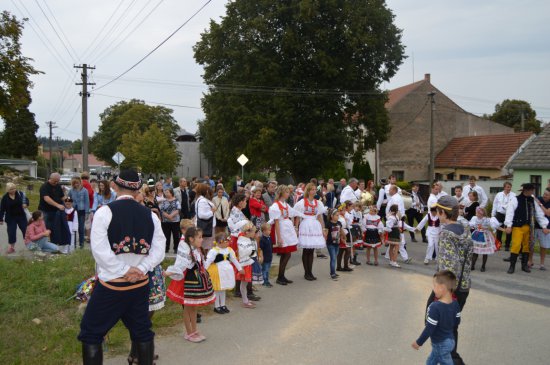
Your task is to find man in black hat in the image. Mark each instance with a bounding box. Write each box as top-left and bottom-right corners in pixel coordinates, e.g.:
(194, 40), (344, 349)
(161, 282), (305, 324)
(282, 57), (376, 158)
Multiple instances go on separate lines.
(504, 183), (549, 274)
(78, 170), (165, 365)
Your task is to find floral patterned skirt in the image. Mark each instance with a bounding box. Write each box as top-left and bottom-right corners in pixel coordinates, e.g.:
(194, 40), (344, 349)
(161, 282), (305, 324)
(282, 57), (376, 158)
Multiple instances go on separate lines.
(148, 264), (166, 311)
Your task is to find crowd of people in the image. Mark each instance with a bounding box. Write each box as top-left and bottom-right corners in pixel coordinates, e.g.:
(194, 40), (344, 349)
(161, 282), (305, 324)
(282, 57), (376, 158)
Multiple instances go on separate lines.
(1, 169), (548, 364)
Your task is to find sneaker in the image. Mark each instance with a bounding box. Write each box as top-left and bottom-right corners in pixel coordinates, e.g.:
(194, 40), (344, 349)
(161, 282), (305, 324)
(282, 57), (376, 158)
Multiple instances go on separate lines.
(317, 254), (328, 259)
(7, 246), (15, 254)
(540, 266), (547, 271)
(276, 279), (287, 285)
(424, 259), (429, 265)
(263, 282), (273, 288)
(330, 274), (338, 280)
(390, 262), (401, 268)
(404, 258), (413, 264)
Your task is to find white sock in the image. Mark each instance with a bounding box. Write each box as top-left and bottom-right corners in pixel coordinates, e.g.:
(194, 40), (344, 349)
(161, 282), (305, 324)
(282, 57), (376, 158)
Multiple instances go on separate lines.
(215, 291), (221, 308)
(218, 290), (226, 307)
(240, 281), (249, 304)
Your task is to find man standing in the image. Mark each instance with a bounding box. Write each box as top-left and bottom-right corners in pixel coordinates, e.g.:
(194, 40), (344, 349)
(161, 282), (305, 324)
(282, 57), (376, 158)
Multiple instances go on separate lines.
(78, 170), (165, 365)
(38, 173), (65, 231)
(406, 183), (427, 243)
(173, 178), (195, 219)
(335, 178), (347, 203)
(339, 178), (359, 204)
(385, 185), (405, 217)
(491, 182), (515, 251)
(162, 177), (173, 190)
(462, 176), (488, 208)
(233, 175), (245, 193)
(262, 181), (277, 220)
(504, 183), (549, 274)
(376, 178), (389, 221)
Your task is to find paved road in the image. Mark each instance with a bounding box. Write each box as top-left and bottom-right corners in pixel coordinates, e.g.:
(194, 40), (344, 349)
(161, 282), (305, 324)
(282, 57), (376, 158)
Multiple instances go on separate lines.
(98, 240), (550, 365)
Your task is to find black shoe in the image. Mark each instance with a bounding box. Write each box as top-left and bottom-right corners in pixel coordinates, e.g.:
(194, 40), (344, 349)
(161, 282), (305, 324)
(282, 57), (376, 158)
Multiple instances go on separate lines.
(304, 275), (315, 281)
(263, 282), (273, 288)
(342, 267), (354, 272)
(83, 343), (103, 365)
(521, 265), (531, 273)
(276, 279), (287, 285)
(283, 277), (293, 284)
(214, 307), (225, 314)
(330, 274), (338, 280)
(411, 238), (418, 242)
(135, 341), (154, 365)
(221, 306), (230, 313)
(334, 273), (340, 277)
(503, 257), (511, 262)
(248, 294), (262, 301)
(471, 266), (475, 271)
(507, 265), (515, 274)
(336, 268), (343, 272)
(480, 266), (486, 272)
(422, 239), (428, 243)
(197, 313), (202, 323)
(234, 292), (242, 298)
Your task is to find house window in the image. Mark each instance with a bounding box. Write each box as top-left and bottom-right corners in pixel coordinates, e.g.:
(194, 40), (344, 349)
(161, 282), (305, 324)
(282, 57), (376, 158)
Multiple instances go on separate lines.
(530, 175), (542, 197)
(446, 173), (455, 180)
(459, 175), (469, 180)
(392, 170), (404, 181)
(490, 187), (503, 195)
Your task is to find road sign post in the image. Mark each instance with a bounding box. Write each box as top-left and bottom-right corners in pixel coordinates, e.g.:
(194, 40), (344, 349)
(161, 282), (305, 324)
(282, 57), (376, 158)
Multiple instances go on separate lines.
(237, 154), (248, 181)
(112, 152), (126, 173)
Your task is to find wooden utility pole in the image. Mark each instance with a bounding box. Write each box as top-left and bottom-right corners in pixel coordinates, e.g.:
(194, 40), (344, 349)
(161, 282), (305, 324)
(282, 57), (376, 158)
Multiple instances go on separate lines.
(47, 121), (57, 175)
(75, 64), (95, 172)
(428, 91), (436, 184)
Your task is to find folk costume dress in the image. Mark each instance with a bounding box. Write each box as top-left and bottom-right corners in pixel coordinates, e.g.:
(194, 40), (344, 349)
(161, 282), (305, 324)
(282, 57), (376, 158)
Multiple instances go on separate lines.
(236, 233), (258, 282)
(294, 198), (326, 249)
(384, 215), (402, 244)
(165, 241), (215, 306)
(65, 207), (79, 252)
(227, 206), (248, 253)
(269, 201), (301, 253)
(469, 216), (501, 255)
(205, 246), (242, 291)
(363, 213), (384, 248)
(148, 265), (166, 311)
(351, 209), (364, 247)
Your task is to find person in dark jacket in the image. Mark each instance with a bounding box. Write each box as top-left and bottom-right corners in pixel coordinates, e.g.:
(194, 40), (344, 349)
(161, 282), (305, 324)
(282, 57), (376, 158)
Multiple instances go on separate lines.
(0, 183), (29, 254)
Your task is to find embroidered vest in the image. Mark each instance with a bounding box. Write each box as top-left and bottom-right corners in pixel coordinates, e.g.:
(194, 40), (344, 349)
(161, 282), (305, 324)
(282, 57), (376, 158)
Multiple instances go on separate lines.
(107, 199), (154, 255)
(428, 214), (440, 227)
(66, 209), (76, 222)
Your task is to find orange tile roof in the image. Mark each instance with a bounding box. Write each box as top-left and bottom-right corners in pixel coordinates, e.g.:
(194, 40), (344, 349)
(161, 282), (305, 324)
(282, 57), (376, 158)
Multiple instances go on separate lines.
(435, 132), (533, 169)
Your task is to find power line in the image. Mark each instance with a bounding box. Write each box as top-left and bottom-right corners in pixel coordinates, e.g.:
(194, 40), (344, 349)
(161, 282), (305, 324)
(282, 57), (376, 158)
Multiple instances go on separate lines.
(94, 0), (213, 91)
(80, 1), (125, 60)
(32, 0), (77, 61)
(37, 0), (79, 60)
(91, 92), (202, 109)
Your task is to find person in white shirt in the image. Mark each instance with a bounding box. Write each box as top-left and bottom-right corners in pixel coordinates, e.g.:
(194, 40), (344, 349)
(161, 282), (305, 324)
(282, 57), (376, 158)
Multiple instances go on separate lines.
(491, 182), (515, 251)
(376, 179), (389, 220)
(462, 176), (488, 208)
(427, 184), (440, 211)
(453, 185), (469, 217)
(384, 175), (402, 197)
(435, 181), (448, 198)
(406, 183), (427, 243)
(339, 178), (359, 204)
(385, 185), (405, 217)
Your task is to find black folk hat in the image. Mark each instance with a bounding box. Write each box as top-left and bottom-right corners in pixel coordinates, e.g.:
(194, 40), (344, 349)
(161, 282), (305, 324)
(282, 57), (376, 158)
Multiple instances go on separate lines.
(114, 169), (142, 191)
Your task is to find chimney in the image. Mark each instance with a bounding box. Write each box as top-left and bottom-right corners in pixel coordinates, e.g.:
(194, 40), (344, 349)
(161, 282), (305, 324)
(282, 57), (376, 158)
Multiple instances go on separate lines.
(424, 73), (431, 82)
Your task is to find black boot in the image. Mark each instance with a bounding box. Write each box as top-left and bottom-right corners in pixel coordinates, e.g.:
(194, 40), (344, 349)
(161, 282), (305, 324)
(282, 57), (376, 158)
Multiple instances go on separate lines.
(136, 341), (154, 365)
(507, 253), (518, 274)
(521, 253), (531, 273)
(127, 342), (137, 364)
(83, 343), (103, 365)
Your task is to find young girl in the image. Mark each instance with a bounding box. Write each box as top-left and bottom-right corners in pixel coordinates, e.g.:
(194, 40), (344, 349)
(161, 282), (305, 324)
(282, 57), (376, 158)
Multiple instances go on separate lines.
(249, 187), (267, 230)
(64, 197), (79, 254)
(464, 191), (479, 221)
(336, 202), (354, 272)
(416, 206), (442, 265)
(236, 222), (259, 308)
(326, 209), (343, 280)
(269, 185), (302, 285)
(24, 211), (59, 253)
(384, 204), (403, 268)
(206, 232), (243, 314)
(363, 206), (384, 266)
(165, 227), (215, 343)
(350, 202), (364, 265)
(469, 207), (502, 272)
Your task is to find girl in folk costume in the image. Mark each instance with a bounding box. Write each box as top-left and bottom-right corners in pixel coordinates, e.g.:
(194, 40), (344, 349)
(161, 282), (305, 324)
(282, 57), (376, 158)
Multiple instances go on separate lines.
(249, 186), (268, 230)
(165, 227), (215, 343)
(416, 206), (442, 265)
(269, 185), (302, 285)
(384, 204), (405, 268)
(463, 191), (479, 221)
(343, 201), (360, 267)
(384, 215), (415, 264)
(336, 201), (354, 272)
(236, 221), (260, 308)
(206, 232), (243, 314)
(350, 202), (364, 265)
(294, 183), (327, 281)
(227, 193), (249, 252)
(469, 207), (502, 272)
(63, 197), (79, 253)
(363, 205), (384, 266)
(326, 209), (344, 280)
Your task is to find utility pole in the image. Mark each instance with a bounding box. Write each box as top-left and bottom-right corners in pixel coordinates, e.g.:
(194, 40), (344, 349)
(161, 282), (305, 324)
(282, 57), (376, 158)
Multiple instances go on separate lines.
(57, 137), (64, 173)
(428, 91), (436, 185)
(47, 121), (57, 175)
(520, 110), (525, 132)
(75, 64), (95, 173)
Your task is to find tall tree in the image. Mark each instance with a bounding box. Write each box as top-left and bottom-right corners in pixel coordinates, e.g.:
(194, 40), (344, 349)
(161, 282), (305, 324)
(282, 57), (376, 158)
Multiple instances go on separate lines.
(0, 11), (41, 158)
(90, 99), (180, 164)
(488, 99), (542, 133)
(194, 0), (405, 180)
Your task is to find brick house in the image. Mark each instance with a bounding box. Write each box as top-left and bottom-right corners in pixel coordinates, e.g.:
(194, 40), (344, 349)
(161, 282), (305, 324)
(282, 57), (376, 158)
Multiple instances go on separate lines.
(377, 74), (513, 182)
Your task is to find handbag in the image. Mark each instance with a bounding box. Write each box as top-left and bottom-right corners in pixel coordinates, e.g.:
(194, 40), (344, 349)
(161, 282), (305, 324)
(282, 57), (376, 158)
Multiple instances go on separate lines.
(195, 198), (213, 237)
(18, 191), (32, 220)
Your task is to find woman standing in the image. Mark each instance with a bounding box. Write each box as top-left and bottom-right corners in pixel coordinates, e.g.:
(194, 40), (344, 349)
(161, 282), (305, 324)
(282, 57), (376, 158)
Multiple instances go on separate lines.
(194, 183), (216, 252)
(212, 187), (230, 235)
(68, 177), (89, 249)
(249, 186), (267, 230)
(159, 188), (181, 253)
(154, 181), (165, 204)
(269, 185), (302, 285)
(143, 186), (161, 218)
(294, 183), (326, 280)
(91, 180), (117, 212)
(0, 183), (29, 254)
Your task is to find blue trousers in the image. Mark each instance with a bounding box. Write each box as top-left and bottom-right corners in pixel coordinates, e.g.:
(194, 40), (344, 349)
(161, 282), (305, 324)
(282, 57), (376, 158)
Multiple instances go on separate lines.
(78, 280), (153, 344)
(262, 262), (272, 284)
(6, 215), (27, 244)
(327, 244), (339, 275)
(77, 210), (86, 246)
(426, 338), (455, 365)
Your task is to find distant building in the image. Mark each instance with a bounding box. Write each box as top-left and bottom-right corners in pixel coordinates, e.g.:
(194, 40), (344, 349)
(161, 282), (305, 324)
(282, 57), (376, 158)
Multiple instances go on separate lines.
(175, 129), (211, 179)
(42, 150), (107, 174)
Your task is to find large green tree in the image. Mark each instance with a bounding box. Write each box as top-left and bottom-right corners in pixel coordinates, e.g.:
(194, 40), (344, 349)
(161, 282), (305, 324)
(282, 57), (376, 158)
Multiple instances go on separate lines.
(487, 99), (542, 133)
(90, 99), (180, 165)
(0, 11), (40, 158)
(194, 0), (405, 180)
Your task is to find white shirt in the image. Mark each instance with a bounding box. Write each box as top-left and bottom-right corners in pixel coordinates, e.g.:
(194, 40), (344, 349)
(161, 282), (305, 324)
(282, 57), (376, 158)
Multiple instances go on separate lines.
(376, 187), (387, 210)
(411, 191), (423, 212)
(386, 193), (405, 216)
(340, 185), (358, 204)
(91, 196), (166, 281)
(491, 191), (516, 216)
(195, 196), (216, 227)
(504, 194), (549, 228)
(384, 184), (402, 196)
(463, 184), (488, 208)
(427, 194), (438, 209)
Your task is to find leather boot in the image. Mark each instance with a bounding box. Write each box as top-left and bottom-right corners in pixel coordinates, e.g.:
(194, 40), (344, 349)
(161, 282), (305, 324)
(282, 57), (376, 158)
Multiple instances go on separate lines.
(507, 253), (518, 274)
(521, 253), (531, 273)
(83, 343), (103, 365)
(127, 342), (137, 364)
(136, 341), (154, 365)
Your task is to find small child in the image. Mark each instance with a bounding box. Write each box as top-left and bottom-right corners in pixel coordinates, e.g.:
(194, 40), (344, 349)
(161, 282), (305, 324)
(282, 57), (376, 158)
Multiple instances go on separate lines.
(363, 206), (384, 266)
(165, 226), (215, 343)
(205, 232), (243, 314)
(64, 197), (79, 254)
(416, 207), (442, 265)
(337, 202), (354, 272)
(237, 221), (259, 309)
(326, 209), (343, 280)
(412, 270), (461, 364)
(350, 202), (364, 265)
(259, 222), (274, 287)
(24, 211), (59, 253)
(384, 204), (403, 268)
(469, 207), (502, 272)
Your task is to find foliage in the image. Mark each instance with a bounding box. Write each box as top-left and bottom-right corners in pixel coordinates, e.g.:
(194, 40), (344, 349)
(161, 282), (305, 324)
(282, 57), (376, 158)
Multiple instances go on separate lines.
(0, 11), (41, 158)
(119, 123), (180, 175)
(90, 100), (180, 165)
(321, 161), (348, 180)
(194, 0), (405, 181)
(487, 99), (542, 133)
(352, 161), (373, 182)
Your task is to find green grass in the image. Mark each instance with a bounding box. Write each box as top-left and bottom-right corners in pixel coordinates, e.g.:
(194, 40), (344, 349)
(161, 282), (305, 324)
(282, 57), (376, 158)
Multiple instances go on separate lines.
(0, 251), (184, 365)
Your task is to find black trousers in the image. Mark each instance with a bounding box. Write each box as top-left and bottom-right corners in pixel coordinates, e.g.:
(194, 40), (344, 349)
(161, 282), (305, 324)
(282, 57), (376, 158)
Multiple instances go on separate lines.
(426, 289), (469, 361)
(162, 222), (181, 252)
(78, 280), (153, 344)
(406, 208), (426, 240)
(495, 212), (512, 248)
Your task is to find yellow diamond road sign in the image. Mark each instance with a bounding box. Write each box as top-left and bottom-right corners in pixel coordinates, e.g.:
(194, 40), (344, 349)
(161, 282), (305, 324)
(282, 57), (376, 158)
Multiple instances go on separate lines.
(237, 154), (248, 166)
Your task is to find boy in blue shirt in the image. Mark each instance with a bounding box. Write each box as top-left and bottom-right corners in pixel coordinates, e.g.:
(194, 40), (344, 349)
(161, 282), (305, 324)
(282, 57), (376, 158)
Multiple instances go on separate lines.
(259, 223), (273, 287)
(412, 270), (461, 365)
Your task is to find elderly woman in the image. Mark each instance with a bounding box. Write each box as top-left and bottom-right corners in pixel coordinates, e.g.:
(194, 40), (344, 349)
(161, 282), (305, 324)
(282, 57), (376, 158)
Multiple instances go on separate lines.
(212, 186), (230, 235)
(0, 183), (29, 254)
(68, 177), (89, 249)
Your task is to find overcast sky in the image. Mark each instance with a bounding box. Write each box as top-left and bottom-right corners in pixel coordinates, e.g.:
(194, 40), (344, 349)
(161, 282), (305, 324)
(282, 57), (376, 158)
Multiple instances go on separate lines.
(3, 0), (550, 140)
